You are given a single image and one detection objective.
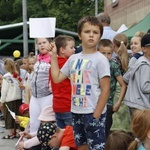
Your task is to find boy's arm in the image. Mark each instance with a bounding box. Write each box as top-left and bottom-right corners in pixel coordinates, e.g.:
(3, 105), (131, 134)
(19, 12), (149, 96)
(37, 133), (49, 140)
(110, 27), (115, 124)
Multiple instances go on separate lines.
(49, 44), (67, 83)
(113, 75), (127, 112)
(94, 76), (110, 119)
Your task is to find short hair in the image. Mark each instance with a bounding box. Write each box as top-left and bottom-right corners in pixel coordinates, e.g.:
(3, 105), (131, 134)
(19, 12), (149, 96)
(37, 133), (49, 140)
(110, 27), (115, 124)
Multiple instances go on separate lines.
(77, 16), (103, 37)
(54, 35), (75, 55)
(98, 39), (113, 49)
(105, 130), (133, 150)
(96, 12), (111, 25)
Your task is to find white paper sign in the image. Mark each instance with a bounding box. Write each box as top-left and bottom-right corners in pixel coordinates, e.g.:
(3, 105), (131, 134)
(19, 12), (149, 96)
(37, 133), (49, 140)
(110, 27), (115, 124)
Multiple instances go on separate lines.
(29, 18), (56, 38)
(5, 104), (16, 119)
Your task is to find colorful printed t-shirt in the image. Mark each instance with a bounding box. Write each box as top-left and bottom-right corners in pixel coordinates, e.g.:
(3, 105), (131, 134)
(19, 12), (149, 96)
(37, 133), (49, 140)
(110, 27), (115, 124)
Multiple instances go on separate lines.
(61, 51), (110, 114)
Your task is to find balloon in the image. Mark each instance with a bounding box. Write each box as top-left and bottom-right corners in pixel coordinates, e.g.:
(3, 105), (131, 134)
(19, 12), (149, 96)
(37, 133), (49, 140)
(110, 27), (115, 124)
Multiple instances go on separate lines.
(13, 50), (21, 58)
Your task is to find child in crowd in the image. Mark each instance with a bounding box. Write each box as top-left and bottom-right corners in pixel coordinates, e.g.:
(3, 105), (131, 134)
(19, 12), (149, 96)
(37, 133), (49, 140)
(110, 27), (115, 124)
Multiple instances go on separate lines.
(111, 33), (131, 133)
(98, 39), (127, 138)
(48, 125), (77, 150)
(105, 130), (133, 150)
(17, 105), (57, 150)
(49, 16), (110, 150)
(24, 56), (37, 104)
(0, 58), (22, 139)
(15, 103), (29, 129)
(128, 31), (146, 68)
(128, 109), (150, 150)
(29, 38), (53, 133)
(50, 35), (75, 128)
(123, 33), (150, 115)
(19, 56), (30, 104)
(21, 56), (30, 73)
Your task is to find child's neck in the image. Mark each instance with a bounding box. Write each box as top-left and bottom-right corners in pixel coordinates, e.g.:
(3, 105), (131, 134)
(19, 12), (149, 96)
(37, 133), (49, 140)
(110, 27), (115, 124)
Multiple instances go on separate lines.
(143, 137), (150, 150)
(82, 49), (97, 54)
(82, 45), (97, 54)
(59, 54), (67, 58)
(144, 54), (150, 60)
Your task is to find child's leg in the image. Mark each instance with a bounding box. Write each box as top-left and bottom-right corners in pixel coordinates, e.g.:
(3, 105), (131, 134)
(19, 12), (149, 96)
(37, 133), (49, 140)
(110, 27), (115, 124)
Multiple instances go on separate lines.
(29, 96), (41, 133)
(105, 105), (113, 138)
(78, 144), (89, 150)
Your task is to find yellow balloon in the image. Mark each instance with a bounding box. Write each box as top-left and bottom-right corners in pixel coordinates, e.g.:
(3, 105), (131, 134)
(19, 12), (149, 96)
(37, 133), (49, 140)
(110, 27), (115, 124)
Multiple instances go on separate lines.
(13, 50), (21, 58)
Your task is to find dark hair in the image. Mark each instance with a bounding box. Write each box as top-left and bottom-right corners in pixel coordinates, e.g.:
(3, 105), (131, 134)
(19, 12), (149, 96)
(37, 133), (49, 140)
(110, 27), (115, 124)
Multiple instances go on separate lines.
(54, 35), (75, 55)
(77, 16), (103, 37)
(105, 130), (133, 150)
(97, 12), (111, 25)
(98, 39), (113, 49)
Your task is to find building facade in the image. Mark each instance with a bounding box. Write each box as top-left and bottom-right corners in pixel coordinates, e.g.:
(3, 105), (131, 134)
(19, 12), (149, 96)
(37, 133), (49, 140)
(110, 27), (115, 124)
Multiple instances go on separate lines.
(104, 0), (150, 30)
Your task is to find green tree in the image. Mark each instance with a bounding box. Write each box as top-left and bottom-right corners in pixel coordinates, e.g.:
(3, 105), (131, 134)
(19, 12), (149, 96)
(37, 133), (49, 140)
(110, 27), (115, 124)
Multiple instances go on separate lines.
(0, 0), (104, 32)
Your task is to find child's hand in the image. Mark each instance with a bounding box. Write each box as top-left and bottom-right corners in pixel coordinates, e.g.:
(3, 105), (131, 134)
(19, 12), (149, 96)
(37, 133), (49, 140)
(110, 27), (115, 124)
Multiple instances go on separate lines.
(17, 141), (24, 150)
(0, 102), (4, 109)
(15, 116), (21, 124)
(19, 82), (25, 90)
(19, 131), (32, 139)
(47, 42), (57, 56)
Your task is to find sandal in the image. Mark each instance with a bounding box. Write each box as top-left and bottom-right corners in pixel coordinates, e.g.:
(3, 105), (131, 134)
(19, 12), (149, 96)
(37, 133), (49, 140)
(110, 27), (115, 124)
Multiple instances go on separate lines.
(2, 134), (15, 139)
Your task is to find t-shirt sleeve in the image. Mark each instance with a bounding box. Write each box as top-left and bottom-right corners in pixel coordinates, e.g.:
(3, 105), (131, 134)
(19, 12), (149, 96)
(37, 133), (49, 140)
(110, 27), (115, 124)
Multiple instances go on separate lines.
(60, 59), (70, 77)
(97, 56), (110, 79)
(111, 61), (122, 77)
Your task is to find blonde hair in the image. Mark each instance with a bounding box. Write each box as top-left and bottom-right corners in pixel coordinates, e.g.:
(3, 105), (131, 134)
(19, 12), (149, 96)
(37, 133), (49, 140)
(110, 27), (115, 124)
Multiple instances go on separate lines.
(134, 31), (146, 38)
(128, 109), (150, 150)
(4, 58), (17, 74)
(28, 56), (37, 73)
(113, 33), (128, 72)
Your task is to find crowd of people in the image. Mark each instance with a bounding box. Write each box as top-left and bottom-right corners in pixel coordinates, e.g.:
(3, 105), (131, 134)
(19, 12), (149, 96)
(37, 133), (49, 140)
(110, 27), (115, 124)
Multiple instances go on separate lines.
(0, 12), (150, 150)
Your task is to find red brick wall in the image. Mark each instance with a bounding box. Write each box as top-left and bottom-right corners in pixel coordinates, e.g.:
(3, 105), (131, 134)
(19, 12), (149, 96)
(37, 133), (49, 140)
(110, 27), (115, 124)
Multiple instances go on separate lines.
(103, 0), (150, 30)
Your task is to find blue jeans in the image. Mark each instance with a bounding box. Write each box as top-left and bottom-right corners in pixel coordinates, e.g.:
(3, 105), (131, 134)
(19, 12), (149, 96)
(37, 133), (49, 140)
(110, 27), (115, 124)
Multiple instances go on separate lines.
(72, 112), (106, 150)
(55, 112), (72, 128)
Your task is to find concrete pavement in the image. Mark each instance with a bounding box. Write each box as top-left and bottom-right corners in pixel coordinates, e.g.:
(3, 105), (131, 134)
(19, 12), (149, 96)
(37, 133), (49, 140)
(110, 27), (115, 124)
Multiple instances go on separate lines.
(0, 119), (18, 150)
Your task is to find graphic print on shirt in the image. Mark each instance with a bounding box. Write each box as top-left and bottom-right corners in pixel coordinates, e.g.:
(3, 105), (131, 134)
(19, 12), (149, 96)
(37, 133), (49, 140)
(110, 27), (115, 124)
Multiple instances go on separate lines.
(71, 58), (92, 108)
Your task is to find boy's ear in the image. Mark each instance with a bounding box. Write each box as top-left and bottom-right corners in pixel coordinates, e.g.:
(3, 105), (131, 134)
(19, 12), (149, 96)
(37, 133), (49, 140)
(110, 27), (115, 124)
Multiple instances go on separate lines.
(60, 47), (65, 54)
(141, 47), (146, 53)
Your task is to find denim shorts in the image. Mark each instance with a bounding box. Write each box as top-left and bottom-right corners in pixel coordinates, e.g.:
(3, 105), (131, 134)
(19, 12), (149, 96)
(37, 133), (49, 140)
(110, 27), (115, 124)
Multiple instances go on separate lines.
(72, 112), (106, 150)
(55, 112), (72, 128)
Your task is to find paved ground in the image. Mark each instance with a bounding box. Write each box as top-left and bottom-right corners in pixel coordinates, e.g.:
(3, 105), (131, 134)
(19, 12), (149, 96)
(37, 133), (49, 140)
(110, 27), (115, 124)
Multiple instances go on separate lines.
(0, 119), (18, 150)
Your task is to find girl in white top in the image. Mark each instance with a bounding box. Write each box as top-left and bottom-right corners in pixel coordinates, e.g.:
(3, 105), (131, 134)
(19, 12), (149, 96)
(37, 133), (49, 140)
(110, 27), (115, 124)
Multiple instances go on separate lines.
(0, 58), (22, 139)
